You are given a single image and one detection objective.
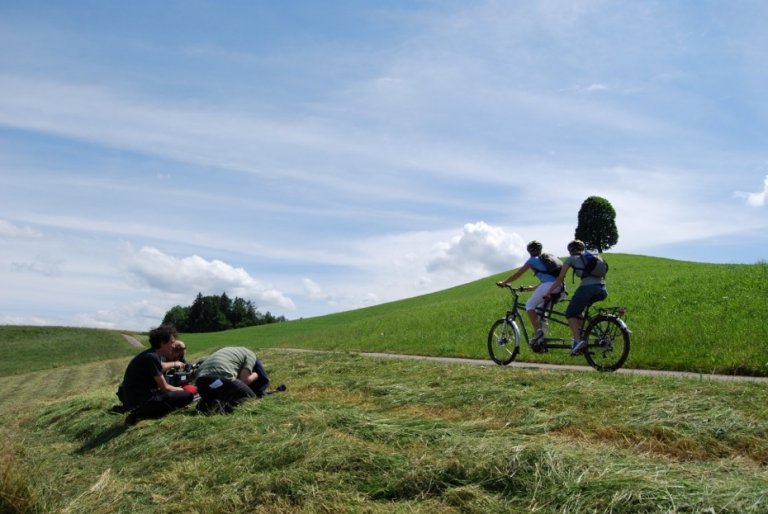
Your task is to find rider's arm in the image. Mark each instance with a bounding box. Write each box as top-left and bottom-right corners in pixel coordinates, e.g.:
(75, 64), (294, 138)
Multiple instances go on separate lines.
(497, 263), (531, 287)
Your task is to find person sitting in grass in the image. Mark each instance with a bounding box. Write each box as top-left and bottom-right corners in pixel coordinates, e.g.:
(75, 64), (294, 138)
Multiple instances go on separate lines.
(157, 339), (189, 373)
(194, 346), (279, 414)
(120, 324), (194, 425)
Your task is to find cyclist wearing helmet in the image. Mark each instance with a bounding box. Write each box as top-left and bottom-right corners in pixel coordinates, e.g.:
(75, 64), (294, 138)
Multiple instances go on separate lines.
(497, 240), (565, 344)
(545, 239), (607, 356)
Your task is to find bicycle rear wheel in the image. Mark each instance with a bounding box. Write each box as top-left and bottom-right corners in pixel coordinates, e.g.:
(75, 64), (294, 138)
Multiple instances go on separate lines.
(487, 318), (520, 365)
(583, 315), (630, 372)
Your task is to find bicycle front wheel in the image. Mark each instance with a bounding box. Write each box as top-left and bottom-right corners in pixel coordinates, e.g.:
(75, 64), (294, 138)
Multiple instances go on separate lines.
(487, 318), (520, 365)
(583, 315), (630, 372)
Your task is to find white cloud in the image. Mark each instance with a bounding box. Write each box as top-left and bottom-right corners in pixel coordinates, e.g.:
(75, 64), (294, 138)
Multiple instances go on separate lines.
(585, 83), (609, 92)
(0, 74), (370, 183)
(126, 246), (295, 311)
(302, 278), (334, 302)
(71, 299), (169, 330)
(735, 175), (768, 207)
(0, 313), (51, 326)
(300, 277), (382, 312)
(426, 222), (526, 277)
(290, 224), (528, 316)
(0, 219), (42, 238)
(11, 255), (64, 277)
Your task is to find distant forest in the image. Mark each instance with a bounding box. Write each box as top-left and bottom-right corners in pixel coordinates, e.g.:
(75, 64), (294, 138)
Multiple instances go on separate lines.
(162, 292), (286, 333)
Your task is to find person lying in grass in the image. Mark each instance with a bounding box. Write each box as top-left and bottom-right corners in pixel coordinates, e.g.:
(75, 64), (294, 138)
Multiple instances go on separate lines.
(194, 346), (281, 414)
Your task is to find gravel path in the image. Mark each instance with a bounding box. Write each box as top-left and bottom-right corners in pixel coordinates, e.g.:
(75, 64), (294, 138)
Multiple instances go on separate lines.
(276, 348), (768, 384)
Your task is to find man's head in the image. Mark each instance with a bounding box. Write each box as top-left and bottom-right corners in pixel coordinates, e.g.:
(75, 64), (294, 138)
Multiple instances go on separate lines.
(172, 340), (187, 361)
(148, 324), (178, 351)
(526, 240), (543, 256)
(567, 239), (586, 255)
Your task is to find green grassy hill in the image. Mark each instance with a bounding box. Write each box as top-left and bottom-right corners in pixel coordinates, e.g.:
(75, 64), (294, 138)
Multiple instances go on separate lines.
(182, 254), (768, 376)
(0, 326), (140, 377)
(2, 255), (768, 513)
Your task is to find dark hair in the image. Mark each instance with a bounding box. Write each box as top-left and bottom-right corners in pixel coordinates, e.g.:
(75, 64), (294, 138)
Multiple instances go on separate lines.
(148, 324), (177, 349)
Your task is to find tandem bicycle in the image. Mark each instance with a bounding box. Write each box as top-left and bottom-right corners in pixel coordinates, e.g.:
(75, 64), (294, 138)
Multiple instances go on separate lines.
(488, 284), (631, 372)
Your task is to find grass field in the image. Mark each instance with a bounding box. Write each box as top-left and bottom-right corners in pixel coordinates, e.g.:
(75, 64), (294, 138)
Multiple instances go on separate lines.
(1, 350), (767, 513)
(0, 326), (139, 377)
(181, 254), (768, 377)
(1, 254), (767, 513)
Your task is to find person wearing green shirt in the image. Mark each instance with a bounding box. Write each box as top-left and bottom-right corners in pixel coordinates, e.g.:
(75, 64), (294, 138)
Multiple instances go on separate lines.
(194, 346), (270, 413)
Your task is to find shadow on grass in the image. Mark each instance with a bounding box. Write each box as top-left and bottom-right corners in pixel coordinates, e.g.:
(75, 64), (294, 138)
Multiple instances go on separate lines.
(76, 423), (129, 454)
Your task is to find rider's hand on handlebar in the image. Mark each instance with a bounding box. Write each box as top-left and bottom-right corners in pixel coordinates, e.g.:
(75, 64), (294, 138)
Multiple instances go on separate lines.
(496, 281), (505, 288)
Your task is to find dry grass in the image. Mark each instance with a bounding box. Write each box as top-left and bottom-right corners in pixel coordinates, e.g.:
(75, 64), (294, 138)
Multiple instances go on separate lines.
(2, 350), (767, 513)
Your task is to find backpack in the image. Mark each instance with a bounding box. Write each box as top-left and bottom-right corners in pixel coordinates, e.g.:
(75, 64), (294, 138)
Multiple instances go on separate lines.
(578, 251), (608, 278)
(537, 253), (563, 277)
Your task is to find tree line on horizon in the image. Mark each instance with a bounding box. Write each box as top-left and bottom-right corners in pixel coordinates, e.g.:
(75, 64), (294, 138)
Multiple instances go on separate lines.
(162, 292), (286, 333)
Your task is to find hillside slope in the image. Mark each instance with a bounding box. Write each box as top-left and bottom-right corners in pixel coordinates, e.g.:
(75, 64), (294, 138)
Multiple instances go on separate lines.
(182, 255), (768, 376)
(0, 326), (138, 377)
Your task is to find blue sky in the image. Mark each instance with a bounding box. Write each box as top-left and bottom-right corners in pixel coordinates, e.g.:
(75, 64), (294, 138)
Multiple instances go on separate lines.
(1, 1), (766, 331)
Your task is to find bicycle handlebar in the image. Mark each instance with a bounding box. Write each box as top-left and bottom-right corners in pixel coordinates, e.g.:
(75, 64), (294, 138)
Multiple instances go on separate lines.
(495, 282), (530, 293)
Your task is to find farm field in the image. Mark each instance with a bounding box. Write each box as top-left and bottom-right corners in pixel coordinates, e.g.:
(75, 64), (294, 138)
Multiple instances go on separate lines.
(2, 350), (768, 513)
(1, 255), (767, 512)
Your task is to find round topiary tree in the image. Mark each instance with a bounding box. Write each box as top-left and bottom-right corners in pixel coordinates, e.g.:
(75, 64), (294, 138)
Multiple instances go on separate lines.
(574, 196), (618, 253)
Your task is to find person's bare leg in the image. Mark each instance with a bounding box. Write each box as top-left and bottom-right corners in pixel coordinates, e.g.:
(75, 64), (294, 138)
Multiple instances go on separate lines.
(527, 309), (540, 331)
(568, 316), (582, 340)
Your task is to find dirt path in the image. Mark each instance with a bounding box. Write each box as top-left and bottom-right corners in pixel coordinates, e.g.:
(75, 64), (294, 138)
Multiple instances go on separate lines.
(121, 334), (145, 349)
(276, 348), (768, 384)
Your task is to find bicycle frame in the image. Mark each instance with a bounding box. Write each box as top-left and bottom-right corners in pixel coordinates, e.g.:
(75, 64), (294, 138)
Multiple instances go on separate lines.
(499, 285), (574, 350)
